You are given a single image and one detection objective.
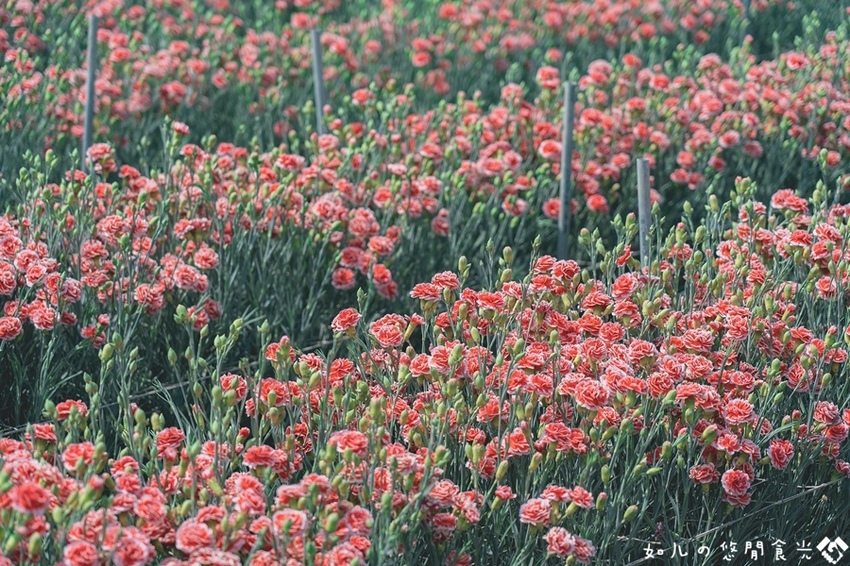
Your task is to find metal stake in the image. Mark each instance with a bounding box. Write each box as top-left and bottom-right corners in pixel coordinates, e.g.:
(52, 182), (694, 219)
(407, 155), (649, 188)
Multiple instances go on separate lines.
(83, 15), (98, 173)
(636, 158), (652, 269)
(310, 29), (326, 135)
(557, 82), (576, 260)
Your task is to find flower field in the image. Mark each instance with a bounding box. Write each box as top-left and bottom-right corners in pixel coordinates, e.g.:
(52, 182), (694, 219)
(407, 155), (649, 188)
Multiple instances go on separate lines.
(2, 1), (850, 564)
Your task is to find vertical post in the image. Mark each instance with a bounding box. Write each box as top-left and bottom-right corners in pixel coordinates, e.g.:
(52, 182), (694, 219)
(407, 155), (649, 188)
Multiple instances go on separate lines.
(557, 82), (576, 260)
(740, 0), (751, 45)
(83, 15), (98, 173)
(636, 158), (652, 270)
(310, 29), (326, 136)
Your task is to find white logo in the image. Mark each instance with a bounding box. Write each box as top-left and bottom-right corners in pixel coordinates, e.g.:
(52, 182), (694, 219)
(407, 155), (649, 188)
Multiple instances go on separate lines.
(818, 537), (848, 564)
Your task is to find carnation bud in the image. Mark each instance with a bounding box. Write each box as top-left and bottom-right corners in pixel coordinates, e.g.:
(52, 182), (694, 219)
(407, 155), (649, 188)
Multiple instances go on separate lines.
(28, 532), (42, 556)
(472, 443), (485, 463)
(474, 374), (485, 390)
(623, 505), (639, 522)
(596, 492), (608, 511)
(43, 399), (56, 419)
(133, 408), (146, 427)
(99, 343), (114, 362)
(496, 460), (509, 481)
(529, 452), (543, 472)
(325, 513), (340, 533)
(515, 403), (525, 421)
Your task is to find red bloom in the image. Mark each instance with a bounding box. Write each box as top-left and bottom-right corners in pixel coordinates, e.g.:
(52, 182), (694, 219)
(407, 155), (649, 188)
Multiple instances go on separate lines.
(156, 428), (185, 462)
(721, 469), (751, 496)
(329, 430), (369, 459)
(56, 399), (88, 420)
(544, 527), (576, 558)
(689, 464), (720, 484)
(505, 428), (530, 456)
(495, 485), (516, 501)
(331, 267), (357, 290)
(8, 481), (51, 515)
(767, 439), (794, 470)
(220, 374), (247, 400)
(567, 486), (594, 509)
(175, 520), (215, 553)
(538, 140), (561, 161)
(62, 442), (95, 472)
(540, 485), (570, 503)
(62, 540), (99, 566)
(331, 308), (361, 334)
(814, 401), (840, 425)
(574, 379), (610, 411)
(723, 399), (755, 425)
(431, 271), (461, 290)
(243, 445), (279, 469)
(573, 537), (597, 564)
(519, 497), (551, 526)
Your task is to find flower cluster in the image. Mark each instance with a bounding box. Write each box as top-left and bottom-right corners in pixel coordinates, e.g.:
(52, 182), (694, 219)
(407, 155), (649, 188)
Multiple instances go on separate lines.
(5, 182), (849, 563)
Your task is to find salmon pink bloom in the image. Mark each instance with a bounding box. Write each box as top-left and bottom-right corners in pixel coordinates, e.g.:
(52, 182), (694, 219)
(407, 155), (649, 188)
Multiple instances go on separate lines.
(62, 540), (99, 566)
(544, 527), (576, 558)
(723, 399), (755, 425)
(767, 439), (794, 470)
(56, 399), (88, 420)
(0, 316), (23, 340)
(495, 485), (516, 501)
(331, 308), (360, 334)
(329, 430), (369, 459)
(538, 140), (561, 160)
(8, 481), (51, 515)
(62, 442), (95, 472)
(721, 469), (750, 496)
(519, 497), (551, 526)
(574, 379), (610, 411)
(689, 464), (720, 484)
(156, 428), (185, 462)
(175, 520), (214, 553)
(536, 66), (560, 90)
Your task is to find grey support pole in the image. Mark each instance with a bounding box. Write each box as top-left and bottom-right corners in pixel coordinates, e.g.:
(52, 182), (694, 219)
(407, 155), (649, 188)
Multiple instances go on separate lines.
(310, 29), (326, 135)
(636, 158), (652, 270)
(741, 0), (751, 45)
(83, 15), (98, 173)
(557, 82), (576, 260)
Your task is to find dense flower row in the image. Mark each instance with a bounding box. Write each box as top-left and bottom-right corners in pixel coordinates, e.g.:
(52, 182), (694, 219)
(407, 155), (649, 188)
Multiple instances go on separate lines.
(0, 0), (824, 181)
(2, 181), (850, 562)
(4, 90), (850, 355)
(0, 141), (221, 344)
